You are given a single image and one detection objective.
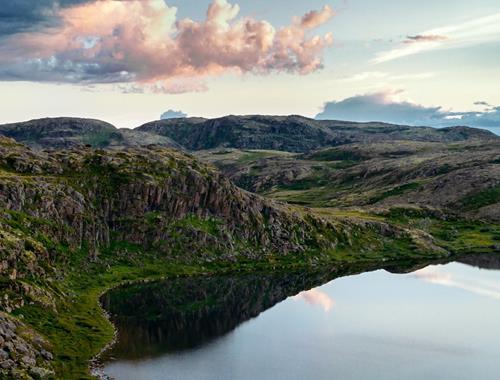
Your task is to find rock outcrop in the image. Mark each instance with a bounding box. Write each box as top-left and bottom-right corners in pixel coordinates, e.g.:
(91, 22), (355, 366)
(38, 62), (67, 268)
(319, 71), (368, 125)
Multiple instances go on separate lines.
(0, 136), (343, 262)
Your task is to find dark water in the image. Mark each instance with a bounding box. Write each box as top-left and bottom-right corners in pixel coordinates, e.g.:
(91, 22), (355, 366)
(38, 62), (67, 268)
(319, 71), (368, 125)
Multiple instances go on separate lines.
(102, 254), (500, 380)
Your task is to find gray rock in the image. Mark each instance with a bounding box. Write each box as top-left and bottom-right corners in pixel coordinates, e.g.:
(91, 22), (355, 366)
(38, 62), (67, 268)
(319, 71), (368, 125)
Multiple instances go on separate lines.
(0, 359), (14, 369)
(30, 366), (54, 379)
(0, 349), (8, 361)
(39, 349), (53, 361)
(21, 355), (36, 367)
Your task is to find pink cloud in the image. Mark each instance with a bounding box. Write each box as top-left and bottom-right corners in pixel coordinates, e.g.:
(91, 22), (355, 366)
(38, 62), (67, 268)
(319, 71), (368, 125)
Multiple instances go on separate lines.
(300, 5), (335, 29)
(0, 0), (334, 93)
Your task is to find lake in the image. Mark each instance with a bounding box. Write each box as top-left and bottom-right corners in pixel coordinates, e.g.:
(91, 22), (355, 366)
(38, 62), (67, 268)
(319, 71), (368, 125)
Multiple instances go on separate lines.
(102, 254), (500, 380)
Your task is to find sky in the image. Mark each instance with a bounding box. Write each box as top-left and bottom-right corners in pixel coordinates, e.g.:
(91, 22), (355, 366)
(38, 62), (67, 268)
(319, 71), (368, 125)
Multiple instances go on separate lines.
(0, 0), (499, 131)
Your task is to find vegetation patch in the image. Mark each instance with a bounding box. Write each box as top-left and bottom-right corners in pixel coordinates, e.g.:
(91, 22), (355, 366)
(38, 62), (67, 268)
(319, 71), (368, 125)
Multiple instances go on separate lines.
(460, 185), (500, 211)
(308, 148), (365, 162)
(369, 182), (422, 204)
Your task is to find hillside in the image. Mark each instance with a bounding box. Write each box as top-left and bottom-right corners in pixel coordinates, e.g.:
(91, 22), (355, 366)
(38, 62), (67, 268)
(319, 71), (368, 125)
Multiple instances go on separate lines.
(197, 140), (500, 221)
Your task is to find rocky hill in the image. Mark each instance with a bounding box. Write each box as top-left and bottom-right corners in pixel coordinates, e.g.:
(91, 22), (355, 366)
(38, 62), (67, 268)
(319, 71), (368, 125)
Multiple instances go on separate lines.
(138, 115), (498, 152)
(2, 115), (496, 154)
(0, 117), (180, 150)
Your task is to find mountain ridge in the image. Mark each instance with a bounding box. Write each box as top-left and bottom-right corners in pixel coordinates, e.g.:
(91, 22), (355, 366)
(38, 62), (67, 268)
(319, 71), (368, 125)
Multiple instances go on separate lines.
(1, 115), (497, 153)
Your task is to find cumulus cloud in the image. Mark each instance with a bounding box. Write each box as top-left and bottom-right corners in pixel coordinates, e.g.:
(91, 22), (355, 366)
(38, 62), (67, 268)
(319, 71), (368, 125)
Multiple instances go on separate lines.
(315, 90), (500, 134)
(0, 0), (334, 93)
(316, 91), (445, 125)
(160, 109), (187, 120)
(293, 288), (335, 312)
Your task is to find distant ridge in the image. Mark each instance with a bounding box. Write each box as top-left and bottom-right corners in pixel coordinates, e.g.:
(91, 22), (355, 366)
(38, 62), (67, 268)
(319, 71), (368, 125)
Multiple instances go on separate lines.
(0, 115), (497, 152)
(137, 114), (498, 153)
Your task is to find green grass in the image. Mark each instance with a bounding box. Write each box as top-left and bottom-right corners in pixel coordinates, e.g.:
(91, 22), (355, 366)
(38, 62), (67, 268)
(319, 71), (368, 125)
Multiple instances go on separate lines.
(308, 149), (364, 162)
(369, 182), (422, 204)
(461, 185), (500, 211)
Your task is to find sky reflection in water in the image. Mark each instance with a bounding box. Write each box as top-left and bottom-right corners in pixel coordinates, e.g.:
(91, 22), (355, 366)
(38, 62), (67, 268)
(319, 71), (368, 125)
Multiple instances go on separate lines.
(104, 258), (500, 380)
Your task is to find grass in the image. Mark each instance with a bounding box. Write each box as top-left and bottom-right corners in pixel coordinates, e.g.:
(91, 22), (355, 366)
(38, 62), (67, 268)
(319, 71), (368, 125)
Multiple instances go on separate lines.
(369, 182), (422, 204)
(461, 185), (500, 211)
(308, 149), (364, 162)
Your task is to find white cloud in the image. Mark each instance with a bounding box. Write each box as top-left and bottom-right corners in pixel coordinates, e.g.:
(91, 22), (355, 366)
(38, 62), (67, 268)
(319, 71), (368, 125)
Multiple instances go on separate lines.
(339, 71), (435, 82)
(316, 90), (500, 134)
(372, 13), (500, 64)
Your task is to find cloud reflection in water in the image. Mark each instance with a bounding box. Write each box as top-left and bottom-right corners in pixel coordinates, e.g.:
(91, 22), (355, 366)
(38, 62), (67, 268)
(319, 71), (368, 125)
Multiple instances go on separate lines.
(293, 288), (335, 312)
(412, 266), (500, 300)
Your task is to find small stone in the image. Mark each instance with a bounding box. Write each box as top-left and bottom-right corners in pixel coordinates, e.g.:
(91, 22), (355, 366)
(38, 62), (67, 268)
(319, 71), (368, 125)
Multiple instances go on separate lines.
(40, 349), (53, 361)
(21, 355), (36, 367)
(4, 341), (14, 352)
(0, 359), (14, 369)
(0, 349), (8, 361)
(14, 341), (30, 355)
(32, 336), (45, 348)
(30, 366), (54, 379)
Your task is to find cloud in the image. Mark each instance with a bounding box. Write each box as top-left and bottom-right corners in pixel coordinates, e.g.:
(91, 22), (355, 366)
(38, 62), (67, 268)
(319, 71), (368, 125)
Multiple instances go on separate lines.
(316, 90), (445, 125)
(293, 288), (335, 312)
(0, 0), (92, 36)
(160, 109), (187, 120)
(339, 71), (434, 82)
(316, 90), (500, 134)
(474, 101), (493, 107)
(0, 0), (334, 93)
(300, 5), (335, 29)
(404, 34), (448, 44)
(372, 13), (500, 63)
(413, 266), (500, 300)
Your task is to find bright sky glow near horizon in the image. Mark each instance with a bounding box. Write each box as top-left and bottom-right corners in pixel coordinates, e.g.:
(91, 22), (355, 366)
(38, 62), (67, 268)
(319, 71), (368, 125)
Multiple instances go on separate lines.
(0, 0), (499, 130)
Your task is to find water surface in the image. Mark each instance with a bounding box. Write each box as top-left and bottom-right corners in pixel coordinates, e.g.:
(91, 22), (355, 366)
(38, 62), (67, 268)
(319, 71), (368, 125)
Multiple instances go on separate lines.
(103, 255), (500, 380)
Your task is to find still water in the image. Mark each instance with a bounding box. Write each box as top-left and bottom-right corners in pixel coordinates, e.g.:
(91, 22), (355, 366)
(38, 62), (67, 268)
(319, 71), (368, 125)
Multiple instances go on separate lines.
(102, 255), (500, 380)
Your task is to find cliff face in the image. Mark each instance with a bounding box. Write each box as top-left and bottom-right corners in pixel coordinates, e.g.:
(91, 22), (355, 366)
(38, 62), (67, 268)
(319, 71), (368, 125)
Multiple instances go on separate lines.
(0, 136), (339, 263)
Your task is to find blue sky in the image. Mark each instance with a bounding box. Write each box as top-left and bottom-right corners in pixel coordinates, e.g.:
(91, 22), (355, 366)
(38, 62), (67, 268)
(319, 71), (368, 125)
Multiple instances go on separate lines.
(0, 0), (499, 130)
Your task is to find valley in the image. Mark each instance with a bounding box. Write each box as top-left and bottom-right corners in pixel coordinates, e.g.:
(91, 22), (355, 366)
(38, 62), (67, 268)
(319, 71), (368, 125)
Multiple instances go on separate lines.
(0, 116), (499, 378)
